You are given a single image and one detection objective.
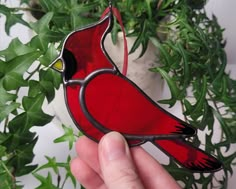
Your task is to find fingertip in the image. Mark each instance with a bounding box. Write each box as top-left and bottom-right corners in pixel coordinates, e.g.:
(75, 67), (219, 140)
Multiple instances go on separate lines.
(75, 135), (98, 155)
(70, 157), (104, 188)
(99, 131), (129, 162)
(98, 132), (144, 189)
(70, 157), (82, 179)
(75, 136), (88, 152)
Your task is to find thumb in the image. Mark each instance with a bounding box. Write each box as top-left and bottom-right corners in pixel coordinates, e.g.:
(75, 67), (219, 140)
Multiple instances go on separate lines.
(98, 132), (144, 189)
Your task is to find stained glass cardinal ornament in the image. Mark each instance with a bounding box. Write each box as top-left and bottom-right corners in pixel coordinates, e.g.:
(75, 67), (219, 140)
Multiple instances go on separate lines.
(51, 5), (222, 172)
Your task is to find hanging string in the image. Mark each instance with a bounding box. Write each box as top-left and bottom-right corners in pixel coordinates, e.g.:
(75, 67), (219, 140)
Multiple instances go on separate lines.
(101, 5), (128, 76)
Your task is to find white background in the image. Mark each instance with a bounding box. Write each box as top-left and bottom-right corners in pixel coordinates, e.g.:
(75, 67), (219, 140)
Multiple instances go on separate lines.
(0, 0), (236, 188)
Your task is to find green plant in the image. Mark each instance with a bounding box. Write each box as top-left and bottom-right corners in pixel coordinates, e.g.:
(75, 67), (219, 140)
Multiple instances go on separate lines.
(149, 3), (236, 188)
(0, 0), (235, 188)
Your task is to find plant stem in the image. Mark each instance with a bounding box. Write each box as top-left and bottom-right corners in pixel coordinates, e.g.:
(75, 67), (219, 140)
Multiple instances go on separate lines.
(207, 90), (225, 140)
(180, 100), (188, 122)
(25, 64), (41, 81)
(213, 174), (221, 185)
(0, 160), (16, 185)
(14, 7), (44, 14)
(4, 116), (9, 133)
(157, 0), (163, 9)
(74, 134), (80, 138)
(57, 174), (61, 188)
(207, 91), (220, 114)
(60, 176), (67, 189)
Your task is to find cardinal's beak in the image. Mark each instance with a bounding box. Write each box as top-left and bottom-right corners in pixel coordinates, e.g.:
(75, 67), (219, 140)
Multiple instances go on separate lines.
(50, 58), (64, 73)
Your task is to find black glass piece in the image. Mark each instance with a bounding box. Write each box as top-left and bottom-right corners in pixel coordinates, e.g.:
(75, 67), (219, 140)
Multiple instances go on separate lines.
(63, 48), (77, 81)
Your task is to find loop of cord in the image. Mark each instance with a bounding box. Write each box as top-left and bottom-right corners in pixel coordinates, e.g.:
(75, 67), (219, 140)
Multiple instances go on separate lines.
(101, 6), (128, 76)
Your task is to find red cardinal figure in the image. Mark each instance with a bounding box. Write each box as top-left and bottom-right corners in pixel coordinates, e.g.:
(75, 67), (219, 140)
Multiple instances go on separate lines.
(51, 5), (222, 172)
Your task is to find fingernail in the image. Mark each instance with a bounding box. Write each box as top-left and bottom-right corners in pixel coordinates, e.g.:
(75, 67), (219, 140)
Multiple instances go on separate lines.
(100, 132), (128, 161)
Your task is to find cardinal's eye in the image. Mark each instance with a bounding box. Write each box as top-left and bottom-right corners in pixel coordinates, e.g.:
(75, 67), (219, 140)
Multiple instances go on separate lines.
(62, 49), (77, 80)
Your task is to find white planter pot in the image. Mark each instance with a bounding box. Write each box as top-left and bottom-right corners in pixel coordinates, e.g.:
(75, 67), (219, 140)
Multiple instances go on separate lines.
(105, 33), (163, 101)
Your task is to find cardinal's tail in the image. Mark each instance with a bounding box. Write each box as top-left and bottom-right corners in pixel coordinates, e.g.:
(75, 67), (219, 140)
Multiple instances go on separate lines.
(152, 139), (222, 172)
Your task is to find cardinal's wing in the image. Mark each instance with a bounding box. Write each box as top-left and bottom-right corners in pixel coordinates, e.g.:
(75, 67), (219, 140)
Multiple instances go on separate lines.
(82, 72), (196, 140)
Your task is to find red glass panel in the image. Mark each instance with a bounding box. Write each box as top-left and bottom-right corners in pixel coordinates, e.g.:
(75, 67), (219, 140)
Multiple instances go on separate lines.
(64, 15), (113, 80)
(53, 7), (222, 172)
(84, 73), (193, 136)
(155, 139), (222, 172)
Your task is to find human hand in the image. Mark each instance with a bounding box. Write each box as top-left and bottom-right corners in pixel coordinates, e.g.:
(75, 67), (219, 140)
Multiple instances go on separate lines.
(70, 132), (181, 189)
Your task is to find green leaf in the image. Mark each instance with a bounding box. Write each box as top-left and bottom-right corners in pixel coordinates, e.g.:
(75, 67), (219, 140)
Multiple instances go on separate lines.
(218, 176), (228, 189)
(20, 0), (30, 4)
(28, 80), (42, 97)
(39, 80), (55, 103)
(224, 118), (236, 143)
(0, 132), (12, 146)
(2, 72), (27, 91)
(150, 67), (180, 107)
(217, 148), (236, 176)
(39, 44), (58, 67)
(33, 172), (58, 189)
(205, 132), (217, 154)
(0, 88), (17, 106)
(54, 124), (76, 150)
(35, 155), (77, 188)
(164, 161), (193, 183)
(67, 1), (100, 29)
(8, 113), (32, 133)
(35, 156), (59, 174)
(30, 12), (64, 51)
(219, 77), (236, 106)
(212, 108), (232, 144)
(8, 137), (38, 176)
(149, 37), (171, 66)
(0, 145), (7, 157)
(39, 0), (63, 12)
(0, 160), (15, 189)
(111, 18), (119, 45)
(63, 156), (77, 188)
(28, 80), (55, 103)
(212, 51), (227, 86)
(175, 43), (190, 88)
(0, 102), (20, 122)
(30, 35), (49, 53)
(184, 76), (208, 120)
(196, 174), (213, 189)
(0, 38), (36, 61)
(39, 69), (62, 90)
(199, 103), (214, 130)
(129, 20), (149, 58)
(0, 4), (30, 35)
(2, 130), (36, 152)
(16, 165), (38, 177)
(2, 51), (41, 75)
(22, 94), (53, 126)
(30, 12), (53, 33)
(1, 50), (41, 91)
(8, 95), (52, 133)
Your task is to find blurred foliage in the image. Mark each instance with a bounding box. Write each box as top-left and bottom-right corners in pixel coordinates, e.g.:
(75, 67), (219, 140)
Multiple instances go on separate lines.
(0, 0), (235, 188)
(149, 1), (236, 188)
